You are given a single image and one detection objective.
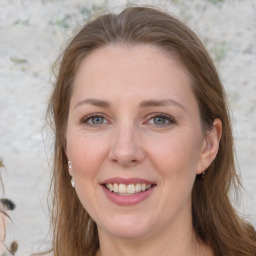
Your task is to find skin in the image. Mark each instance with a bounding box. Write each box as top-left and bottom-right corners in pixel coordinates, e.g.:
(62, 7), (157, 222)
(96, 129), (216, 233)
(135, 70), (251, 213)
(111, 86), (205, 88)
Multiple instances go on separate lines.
(66, 44), (221, 256)
(0, 212), (6, 254)
(0, 205), (8, 254)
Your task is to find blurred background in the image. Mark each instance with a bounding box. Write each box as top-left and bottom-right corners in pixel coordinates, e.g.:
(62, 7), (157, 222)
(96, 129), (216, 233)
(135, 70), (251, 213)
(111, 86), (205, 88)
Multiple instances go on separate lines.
(0, 0), (255, 255)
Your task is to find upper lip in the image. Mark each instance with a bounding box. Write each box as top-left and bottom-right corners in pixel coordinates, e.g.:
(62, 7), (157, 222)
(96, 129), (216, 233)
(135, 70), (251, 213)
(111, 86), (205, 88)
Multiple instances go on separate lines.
(101, 177), (156, 185)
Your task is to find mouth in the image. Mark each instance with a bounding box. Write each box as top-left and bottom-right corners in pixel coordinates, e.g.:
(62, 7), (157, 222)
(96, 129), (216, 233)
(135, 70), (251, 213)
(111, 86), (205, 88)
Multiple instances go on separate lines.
(101, 178), (156, 205)
(103, 183), (155, 196)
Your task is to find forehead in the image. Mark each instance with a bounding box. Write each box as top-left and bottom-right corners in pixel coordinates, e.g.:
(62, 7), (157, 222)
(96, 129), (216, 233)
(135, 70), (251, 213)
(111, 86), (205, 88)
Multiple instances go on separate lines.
(70, 44), (199, 115)
(76, 44), (187, 76)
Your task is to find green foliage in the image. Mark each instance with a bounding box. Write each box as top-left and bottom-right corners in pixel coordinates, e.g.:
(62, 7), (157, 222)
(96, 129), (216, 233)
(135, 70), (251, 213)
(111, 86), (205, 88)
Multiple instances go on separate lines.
(49, 14), (71, 29)
(80, 6), (92, 16)
(208, 0), (225, 4)
(13, 19), (29, 26)
(41, 0), (55, 3)
(10, 57), (28, 64)
(79, 3), (105, 18)
(214, 41), (228, 62)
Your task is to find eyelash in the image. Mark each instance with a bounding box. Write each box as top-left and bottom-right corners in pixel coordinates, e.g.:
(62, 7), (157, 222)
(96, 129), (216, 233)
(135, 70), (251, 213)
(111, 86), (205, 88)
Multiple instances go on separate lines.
(81, 113), (176, 127)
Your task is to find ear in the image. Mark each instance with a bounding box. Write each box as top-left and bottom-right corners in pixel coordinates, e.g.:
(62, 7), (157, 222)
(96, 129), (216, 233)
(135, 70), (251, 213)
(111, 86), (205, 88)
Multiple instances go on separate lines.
(196, 118), (222, 174)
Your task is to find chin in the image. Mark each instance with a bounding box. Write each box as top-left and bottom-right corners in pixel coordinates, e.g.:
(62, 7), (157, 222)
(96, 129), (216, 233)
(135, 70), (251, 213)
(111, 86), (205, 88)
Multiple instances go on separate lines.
(108, 226), (152, 240)
(99, 215), (154, 240)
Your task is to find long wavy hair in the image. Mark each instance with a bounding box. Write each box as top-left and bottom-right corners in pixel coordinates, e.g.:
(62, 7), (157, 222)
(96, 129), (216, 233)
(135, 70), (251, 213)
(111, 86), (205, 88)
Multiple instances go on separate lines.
(46, 6), (256, 256)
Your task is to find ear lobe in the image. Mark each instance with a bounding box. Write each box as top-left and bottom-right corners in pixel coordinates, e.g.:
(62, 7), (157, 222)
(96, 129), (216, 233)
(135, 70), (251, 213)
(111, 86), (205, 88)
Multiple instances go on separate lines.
(196, 118), (222, 174)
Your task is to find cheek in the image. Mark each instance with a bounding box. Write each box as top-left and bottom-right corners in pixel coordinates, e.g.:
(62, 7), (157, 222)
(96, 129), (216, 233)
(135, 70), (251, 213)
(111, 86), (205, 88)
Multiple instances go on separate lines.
(147, 132), (202, 177)
(146, 132), (202, 209)
(66, 134), (108, 215)
(66, 132), (109, 177)
(138, 134), (201, 227)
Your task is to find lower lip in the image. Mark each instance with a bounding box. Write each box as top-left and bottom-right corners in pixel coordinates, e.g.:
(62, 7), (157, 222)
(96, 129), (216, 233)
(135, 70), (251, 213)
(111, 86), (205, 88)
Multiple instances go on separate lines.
(102, 185), (155, 206)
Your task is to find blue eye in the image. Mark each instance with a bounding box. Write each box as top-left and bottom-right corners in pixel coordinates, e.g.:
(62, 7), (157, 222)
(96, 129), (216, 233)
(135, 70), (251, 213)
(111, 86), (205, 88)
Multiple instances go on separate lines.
(90, 116), (104, 124)
(154, 116), (167, 125)
(148, 114), (175, 126)
(82, 114), (108, 126)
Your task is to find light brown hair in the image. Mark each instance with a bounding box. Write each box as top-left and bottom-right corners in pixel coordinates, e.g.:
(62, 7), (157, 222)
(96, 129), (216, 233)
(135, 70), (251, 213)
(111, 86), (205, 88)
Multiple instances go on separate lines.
(46, 6), (256, 256)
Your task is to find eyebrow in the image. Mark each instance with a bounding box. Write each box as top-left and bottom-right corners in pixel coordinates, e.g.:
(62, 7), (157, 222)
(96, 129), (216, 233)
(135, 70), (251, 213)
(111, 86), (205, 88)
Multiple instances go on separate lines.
(139, 99), (186, 111)
(74, 98), (186, 111)
(75, 98), (110, 109)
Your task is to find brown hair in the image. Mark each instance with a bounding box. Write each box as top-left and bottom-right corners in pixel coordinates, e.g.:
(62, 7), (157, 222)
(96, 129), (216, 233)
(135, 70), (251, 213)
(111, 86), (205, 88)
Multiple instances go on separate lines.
(46, 6), (256, 256)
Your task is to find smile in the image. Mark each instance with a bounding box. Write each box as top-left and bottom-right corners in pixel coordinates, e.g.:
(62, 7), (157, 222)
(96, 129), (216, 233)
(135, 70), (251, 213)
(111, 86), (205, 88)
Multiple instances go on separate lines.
(105, 183), (153, 195)
(101, 177), (156, 205)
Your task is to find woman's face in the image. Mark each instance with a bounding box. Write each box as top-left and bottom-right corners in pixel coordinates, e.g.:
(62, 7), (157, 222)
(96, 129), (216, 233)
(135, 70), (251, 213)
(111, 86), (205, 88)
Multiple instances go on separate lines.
(66, 44), (212, 241)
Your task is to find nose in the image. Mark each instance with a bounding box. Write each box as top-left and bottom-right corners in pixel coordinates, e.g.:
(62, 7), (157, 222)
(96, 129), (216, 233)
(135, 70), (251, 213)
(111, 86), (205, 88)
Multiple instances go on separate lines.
(109, 123), (145, 167)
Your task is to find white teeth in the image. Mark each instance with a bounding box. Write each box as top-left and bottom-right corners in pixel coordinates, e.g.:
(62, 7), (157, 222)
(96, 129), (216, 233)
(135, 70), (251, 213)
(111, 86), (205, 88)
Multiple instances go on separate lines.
(119, 184), (127, 194)
(108, 184), (113, 192)
(135, 183), (142, 192)
(105, 183), (153, 195)
(127, 184), (135, 194)
(106, 184), (113, 191)
(113, 183), (119, 193)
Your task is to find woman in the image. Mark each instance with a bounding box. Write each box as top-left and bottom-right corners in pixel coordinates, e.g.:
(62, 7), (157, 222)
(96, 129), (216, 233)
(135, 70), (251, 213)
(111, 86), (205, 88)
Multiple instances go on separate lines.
(46, 6), (256, 256)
